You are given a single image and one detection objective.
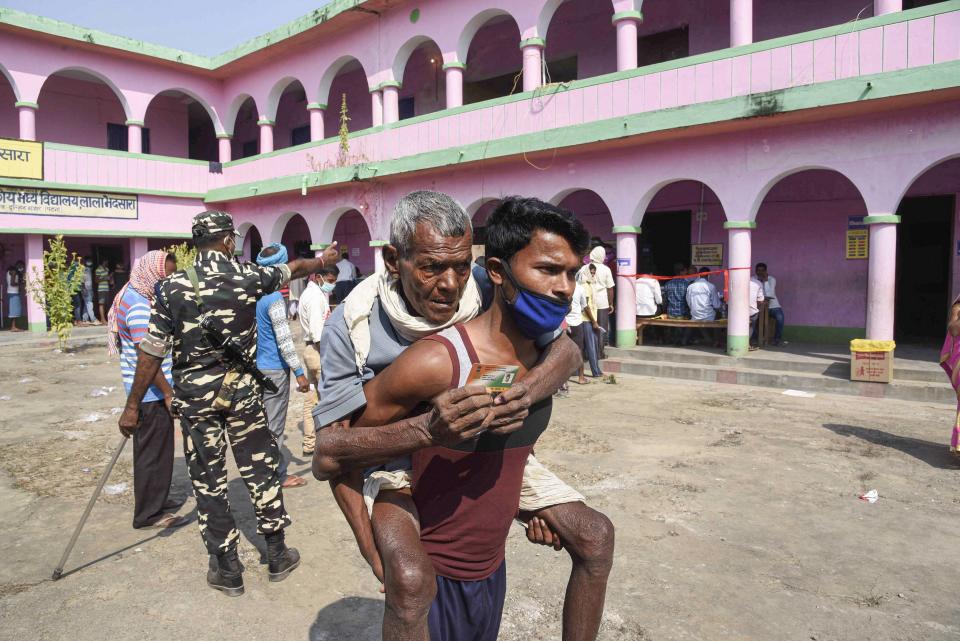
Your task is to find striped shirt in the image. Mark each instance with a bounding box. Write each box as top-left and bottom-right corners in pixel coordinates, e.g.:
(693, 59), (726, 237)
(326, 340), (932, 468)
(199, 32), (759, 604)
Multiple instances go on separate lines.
(117, 288), (173, 403)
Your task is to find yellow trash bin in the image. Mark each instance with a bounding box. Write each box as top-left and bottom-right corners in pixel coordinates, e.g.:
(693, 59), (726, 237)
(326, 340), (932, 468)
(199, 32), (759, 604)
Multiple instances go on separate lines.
(850, 339), (896, 383)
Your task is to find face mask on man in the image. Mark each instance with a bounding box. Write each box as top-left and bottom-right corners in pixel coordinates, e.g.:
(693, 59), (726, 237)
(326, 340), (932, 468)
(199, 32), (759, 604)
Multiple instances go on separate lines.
(320, 281), (335, 294)
(499, 260), (571, 339)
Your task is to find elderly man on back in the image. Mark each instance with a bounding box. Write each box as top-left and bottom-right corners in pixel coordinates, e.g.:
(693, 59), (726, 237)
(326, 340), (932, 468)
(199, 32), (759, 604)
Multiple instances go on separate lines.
(312, 191), (614, 641)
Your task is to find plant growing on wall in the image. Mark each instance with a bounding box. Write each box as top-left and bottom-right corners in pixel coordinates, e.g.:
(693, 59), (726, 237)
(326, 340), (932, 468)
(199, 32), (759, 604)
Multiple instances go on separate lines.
(165, 242), (197, 269)
(26, 235), (83, 351)
(338, 92), (350, 165)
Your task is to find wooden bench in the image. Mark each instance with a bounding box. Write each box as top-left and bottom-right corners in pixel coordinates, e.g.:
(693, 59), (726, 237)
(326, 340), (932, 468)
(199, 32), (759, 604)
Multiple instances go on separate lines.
(635, 316), (727, 345)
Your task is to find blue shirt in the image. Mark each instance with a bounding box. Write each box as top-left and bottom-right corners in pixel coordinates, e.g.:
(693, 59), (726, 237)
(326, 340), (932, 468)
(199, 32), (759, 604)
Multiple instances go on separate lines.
(117, 288), (173, 403)
(256, 291), (292, 372)
(663, 278), (690, 317)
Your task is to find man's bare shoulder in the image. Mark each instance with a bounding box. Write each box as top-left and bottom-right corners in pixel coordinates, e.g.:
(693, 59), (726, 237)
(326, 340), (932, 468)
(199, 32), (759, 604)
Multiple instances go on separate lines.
(361, 336), (455, 420)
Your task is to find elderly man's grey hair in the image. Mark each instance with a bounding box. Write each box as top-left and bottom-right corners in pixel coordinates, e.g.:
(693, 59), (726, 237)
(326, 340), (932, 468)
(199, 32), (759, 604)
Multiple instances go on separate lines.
(390, 190), (472, 256)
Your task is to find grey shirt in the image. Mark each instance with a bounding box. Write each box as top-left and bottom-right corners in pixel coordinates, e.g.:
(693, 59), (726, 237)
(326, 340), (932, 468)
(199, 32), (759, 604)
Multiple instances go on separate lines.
(313, 299), (413, 427)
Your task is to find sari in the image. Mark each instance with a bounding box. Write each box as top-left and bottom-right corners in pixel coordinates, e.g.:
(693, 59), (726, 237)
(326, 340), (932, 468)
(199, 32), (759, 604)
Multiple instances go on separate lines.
(939, 330), (960, 453)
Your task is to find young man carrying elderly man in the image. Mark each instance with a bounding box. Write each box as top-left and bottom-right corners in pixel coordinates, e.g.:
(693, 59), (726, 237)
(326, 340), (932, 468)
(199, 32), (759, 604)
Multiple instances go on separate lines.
(312, 191), (614, 641)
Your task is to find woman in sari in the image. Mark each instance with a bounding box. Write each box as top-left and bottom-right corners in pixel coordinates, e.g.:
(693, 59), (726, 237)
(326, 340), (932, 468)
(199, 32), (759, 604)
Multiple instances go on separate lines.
(939, 295), (960, 456)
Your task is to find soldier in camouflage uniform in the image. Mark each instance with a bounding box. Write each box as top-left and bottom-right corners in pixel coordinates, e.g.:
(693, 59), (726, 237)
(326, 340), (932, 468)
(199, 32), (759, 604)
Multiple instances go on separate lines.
(119, 210), (340, 596)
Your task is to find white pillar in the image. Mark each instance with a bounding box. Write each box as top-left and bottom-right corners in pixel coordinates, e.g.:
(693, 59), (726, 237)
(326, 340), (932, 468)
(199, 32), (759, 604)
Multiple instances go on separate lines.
(371, 241), (387, 274)
(217, 134), (232, 163)
(725, 222), (755, 356)
(16, 102), (38, 141)
(130, 237), (149, 270)
(126, 120), (143, 154)
(371, 89), (384, 127)
(865, 215), (900, 341)
(874, 0), (902, 16)
(443, 63), (465, 108)
(307, 103), (326, 141)
(730, 0), (753, 47)
(25, 234), (46, 334)
(520, 38), (545, 92)
(382, 83), (400, 124)
(258, 118), (274, 154)
(613, 228), (640, 347)
(612, 11), (642, 71)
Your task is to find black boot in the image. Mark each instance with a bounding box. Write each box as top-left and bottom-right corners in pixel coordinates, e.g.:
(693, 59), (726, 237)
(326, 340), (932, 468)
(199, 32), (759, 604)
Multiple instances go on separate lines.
(265, 530), (300, 582)
(207, 549), (244, 596)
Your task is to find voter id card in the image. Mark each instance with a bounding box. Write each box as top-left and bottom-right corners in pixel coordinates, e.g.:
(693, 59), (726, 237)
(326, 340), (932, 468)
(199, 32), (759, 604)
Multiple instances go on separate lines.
(466, 364), (520, 394)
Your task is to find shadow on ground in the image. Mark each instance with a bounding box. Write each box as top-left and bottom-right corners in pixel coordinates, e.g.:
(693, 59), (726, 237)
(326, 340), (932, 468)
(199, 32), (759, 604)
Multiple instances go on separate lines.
(308, 596), (383, 641)
(822, 423), (960, 469)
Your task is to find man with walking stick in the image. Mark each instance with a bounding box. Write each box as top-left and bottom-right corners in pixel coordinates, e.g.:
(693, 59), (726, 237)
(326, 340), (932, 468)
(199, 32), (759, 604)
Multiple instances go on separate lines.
(118, 210), (340, 596)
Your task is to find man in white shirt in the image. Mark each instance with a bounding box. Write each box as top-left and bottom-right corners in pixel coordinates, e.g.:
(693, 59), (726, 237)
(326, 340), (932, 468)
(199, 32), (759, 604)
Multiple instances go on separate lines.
(634, 270), (662, 318)
(748, 276), (765, 350)
(755, 262), (784, 346)
(577, 245), (615, 356)
(299, 266), (339, 455)
(334, 251), (360, 303)
(566, 281), (602, 385)
(684, 268), (722, 346)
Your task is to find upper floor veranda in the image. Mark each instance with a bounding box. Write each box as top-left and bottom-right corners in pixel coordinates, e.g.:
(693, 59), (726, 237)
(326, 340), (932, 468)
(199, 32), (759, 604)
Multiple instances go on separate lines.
(1, 0), (958, 204)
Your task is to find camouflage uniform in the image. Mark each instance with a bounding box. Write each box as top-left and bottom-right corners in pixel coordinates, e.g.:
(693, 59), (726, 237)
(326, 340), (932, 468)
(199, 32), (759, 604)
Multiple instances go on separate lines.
(140, 211), (292, 555)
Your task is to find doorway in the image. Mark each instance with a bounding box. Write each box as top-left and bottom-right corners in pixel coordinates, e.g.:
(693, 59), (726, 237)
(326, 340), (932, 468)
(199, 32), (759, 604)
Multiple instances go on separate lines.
(894, 195), (954, 344)
(640, 211), (692, 276)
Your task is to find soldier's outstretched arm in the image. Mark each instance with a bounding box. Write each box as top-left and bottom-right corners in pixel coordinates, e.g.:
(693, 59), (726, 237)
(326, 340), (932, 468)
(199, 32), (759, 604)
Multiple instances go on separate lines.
(286, 242), (340, 280)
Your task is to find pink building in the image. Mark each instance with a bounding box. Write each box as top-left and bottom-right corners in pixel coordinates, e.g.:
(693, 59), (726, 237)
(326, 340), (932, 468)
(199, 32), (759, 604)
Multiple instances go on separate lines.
(1, 0), (958, 354)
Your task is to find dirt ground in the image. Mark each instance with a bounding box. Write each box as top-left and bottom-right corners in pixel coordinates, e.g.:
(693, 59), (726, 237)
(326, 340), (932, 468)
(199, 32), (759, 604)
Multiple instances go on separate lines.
(0, 330), (958, 641)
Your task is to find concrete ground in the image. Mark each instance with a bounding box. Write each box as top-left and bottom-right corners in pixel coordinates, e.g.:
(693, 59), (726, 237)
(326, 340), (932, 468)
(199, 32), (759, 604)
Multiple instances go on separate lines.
(0, 328), (958, 641)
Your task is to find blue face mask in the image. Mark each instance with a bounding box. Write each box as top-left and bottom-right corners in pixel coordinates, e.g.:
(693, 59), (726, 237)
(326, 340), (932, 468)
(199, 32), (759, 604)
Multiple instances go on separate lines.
(500, 261), (571, 339)
(320, 281), (335, 294)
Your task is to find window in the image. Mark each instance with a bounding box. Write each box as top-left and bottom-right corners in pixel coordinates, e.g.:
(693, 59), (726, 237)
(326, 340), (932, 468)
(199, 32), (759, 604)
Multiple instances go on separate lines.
(291, 125), (310, 146)
(637, 26), (689, 67)
(107, 123), (151, 153)
(398, 97), (416, 121)
(241, 140), (258, 158)
(107, 123), (127, 151)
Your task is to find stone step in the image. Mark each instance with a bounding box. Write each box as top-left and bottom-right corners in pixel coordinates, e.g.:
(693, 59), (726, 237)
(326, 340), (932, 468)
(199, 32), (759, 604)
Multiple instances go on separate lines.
(604, 346), (944, 384)
(601, 356), (954, 405)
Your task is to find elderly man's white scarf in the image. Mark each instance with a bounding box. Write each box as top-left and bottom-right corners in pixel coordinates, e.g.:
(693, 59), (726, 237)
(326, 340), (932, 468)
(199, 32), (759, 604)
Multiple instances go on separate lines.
(342, 269), (482, 374)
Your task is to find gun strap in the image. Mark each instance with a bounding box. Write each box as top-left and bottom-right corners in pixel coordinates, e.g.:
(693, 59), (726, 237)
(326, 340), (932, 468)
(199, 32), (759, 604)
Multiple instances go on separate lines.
(185, 266), (204, 313)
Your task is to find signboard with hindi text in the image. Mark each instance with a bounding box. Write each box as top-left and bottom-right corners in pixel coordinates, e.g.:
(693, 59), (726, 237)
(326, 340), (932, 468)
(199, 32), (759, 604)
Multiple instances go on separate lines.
(0, 138), (42, 180)
(691, 243), (723, 266)
(0, 186), (137, 219)
(846, 229), (868, 259)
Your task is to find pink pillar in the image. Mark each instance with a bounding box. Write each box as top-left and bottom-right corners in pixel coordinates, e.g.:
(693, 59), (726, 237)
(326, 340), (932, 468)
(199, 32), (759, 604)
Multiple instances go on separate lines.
(865, 216), (900, 341)
(24, 234), (46, 333)
(382, 83), (400, 124)
(614, 228), (639, 347)
(371, 89), (384, 127)
(258, 119), (274, 154)
(217, 134), (232, 163)
(126, 121), (143, 154)
(307, 103), (326, 141)
(16, 102), (37, 141)
(613, 12), (642, 71)
(874, 0), (901, 15)
(443, 63), (465, 108)
(520, 39), (545, 92)
(725, 222), (754, 356)
(371, 242), (387, 274)
(730, 0), (753, 47)
(130, 237), (148, 269)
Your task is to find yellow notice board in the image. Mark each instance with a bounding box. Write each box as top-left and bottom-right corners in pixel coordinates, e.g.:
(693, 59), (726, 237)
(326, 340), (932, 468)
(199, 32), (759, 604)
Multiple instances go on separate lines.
(0, 186), (137, 219)
(846, 229), (868, 259)
(0, 138), (42, 179)
(691, 243), (723, 266)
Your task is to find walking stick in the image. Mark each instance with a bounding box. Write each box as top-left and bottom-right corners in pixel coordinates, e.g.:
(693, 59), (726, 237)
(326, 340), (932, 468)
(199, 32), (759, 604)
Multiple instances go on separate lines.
(52, 436), (129, 580)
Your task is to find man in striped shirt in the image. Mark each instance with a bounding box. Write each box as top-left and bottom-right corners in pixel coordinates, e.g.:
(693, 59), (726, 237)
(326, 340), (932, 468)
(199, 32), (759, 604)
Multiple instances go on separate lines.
(115, 251), (186, 530)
